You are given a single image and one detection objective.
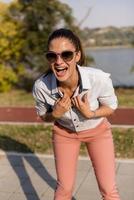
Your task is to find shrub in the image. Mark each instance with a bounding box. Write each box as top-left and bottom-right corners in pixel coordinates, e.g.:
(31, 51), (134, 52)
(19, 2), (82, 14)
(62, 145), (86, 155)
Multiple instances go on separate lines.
(0, 64), (18, 92)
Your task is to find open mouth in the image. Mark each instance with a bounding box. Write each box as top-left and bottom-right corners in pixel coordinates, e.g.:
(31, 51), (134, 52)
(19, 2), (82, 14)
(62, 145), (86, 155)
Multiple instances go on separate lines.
(55, 67), (68, 77)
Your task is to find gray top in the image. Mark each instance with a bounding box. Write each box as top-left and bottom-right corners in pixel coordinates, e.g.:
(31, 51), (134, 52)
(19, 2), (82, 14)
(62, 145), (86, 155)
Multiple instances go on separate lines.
(33, 65), (118, 132)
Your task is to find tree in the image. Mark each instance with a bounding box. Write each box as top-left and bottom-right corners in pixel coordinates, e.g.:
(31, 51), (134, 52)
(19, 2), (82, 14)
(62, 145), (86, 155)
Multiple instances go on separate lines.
(8, 0), (77, 73)
(0, 0), (92, 91)
(0, 2), (22, 91)
(0, 0), (79, 90)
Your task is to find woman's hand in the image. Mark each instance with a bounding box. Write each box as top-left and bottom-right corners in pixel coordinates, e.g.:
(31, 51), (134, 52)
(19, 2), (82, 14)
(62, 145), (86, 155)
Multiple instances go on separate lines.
(71, 93), (94, 119)
(52, 92), (71, 119)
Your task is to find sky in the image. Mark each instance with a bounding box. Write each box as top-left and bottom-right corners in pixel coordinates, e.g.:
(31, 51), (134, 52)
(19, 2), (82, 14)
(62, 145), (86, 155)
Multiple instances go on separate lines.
(1, 0), (134, 28)
(60, 0), (134, 28)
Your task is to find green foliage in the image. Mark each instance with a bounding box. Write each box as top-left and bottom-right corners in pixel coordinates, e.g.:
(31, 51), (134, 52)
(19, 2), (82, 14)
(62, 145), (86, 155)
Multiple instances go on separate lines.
(7, 0), (77, 73)
(0, 1), (25, 63)
(0, 64), (18, 92)
(0, 21), (25, 62)
(0, 0), (100, 92)
(0, 1), (25, 91)
(0, 0), (80, 91)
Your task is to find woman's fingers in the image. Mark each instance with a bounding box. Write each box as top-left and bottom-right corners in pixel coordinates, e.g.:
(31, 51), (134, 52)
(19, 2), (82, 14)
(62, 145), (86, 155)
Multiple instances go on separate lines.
(71, 93), (89, 109)
(82, 93), (88, 104)
(72, 95), (82, 108)
(56, 92), (71, 111)
(56, 91), (89, 112)
(72, 96), (79, 108)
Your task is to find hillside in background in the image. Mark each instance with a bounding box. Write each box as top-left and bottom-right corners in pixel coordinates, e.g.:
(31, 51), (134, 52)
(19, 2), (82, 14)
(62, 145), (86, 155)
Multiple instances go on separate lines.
(81, 26), (134, 47)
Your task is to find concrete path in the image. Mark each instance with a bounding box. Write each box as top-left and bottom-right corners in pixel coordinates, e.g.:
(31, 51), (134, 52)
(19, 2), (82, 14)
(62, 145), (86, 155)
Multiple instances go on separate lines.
(0, 152), (134, 200)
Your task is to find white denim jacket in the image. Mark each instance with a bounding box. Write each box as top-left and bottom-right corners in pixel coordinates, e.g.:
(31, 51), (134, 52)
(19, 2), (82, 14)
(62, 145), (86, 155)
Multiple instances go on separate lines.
(33, 65), (118, 132)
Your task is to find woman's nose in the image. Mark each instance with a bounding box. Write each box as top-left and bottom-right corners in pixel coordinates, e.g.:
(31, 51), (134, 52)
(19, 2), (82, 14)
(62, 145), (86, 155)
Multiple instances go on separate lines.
(56, 55), (64, 64)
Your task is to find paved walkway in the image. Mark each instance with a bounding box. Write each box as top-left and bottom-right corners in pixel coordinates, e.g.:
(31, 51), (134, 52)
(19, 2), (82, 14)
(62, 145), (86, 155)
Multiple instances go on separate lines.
(0, 152), (134, 200)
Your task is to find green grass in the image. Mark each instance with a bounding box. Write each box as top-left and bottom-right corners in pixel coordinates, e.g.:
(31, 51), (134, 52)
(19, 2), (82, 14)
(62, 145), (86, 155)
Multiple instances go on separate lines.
(0, 124), (134, 158)
(113, 128), (134, 158)
(115, 88), (134, 107)
(0, 124), (53, 154)
(0, 89), (34, 107)
(0, 88), (134, 107)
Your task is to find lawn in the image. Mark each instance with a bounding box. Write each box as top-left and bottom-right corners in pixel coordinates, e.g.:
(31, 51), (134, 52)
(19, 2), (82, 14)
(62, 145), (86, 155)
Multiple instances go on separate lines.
(0, 88), (134, 107)
(115, 88), (134, 107)
(0, 89), (35, 107)
(0, 124), (134, 158)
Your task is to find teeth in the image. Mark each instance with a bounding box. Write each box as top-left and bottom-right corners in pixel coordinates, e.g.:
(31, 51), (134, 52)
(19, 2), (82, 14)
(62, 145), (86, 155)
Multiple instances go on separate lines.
(56, 67), (65, 70)
(55, 67), (67, 71)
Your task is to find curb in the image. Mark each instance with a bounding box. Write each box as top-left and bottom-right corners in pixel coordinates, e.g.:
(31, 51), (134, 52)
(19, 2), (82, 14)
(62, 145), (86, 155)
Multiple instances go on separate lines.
(0, 151), (134, 163)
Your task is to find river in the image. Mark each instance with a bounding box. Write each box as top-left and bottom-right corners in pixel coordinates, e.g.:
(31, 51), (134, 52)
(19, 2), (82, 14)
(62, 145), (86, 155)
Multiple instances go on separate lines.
(86, 47), (134, 87)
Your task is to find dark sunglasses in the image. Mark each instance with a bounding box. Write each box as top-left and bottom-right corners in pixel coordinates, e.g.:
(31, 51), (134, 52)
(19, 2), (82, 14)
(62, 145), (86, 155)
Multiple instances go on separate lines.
(45, 50), (76, 63)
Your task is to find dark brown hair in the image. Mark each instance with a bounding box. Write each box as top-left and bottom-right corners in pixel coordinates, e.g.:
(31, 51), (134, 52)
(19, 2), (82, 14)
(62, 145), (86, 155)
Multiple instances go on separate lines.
(46, 28), (85, 66)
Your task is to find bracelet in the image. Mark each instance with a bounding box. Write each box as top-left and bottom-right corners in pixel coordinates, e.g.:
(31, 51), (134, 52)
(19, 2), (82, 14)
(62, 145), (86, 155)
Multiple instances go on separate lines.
(92, 110), (96, 118)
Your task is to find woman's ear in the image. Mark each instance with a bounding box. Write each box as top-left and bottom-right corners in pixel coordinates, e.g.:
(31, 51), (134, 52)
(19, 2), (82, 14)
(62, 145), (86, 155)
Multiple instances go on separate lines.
(76, 51), (81, 63)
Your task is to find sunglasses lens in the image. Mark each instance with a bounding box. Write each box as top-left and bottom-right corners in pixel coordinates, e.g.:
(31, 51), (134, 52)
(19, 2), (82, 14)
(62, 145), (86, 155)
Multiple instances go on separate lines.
(46, 52), (57, 62)
(45, 51), (75, 63)
(62, 51), (74, 61)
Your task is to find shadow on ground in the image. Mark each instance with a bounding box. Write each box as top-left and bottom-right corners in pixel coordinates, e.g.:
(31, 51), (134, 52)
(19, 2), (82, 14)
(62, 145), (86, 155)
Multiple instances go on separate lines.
(0, 135), (76, 200)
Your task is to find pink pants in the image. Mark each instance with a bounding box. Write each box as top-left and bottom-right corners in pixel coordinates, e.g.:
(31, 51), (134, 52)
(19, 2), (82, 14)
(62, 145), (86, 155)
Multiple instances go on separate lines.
(52, 118), (121, 200)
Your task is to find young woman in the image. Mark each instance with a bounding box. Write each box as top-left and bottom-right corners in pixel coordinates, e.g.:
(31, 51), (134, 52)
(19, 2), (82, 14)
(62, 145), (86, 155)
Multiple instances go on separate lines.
(33, 28), (121, 200)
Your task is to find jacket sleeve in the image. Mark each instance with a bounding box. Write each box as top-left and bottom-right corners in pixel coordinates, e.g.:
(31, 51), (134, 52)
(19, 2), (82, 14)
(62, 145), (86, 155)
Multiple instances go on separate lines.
(98, 75), (118, 110)
(32, 83), (50, 116)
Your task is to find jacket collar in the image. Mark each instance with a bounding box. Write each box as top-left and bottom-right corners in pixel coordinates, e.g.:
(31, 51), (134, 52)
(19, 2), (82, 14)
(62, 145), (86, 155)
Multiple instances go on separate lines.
(51, 65), (92, 95)
(78, 65), (92, 90)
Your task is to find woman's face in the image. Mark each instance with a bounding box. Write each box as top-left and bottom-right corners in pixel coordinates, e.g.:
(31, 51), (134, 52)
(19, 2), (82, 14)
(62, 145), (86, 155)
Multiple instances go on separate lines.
(47, 37), (81, 83)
